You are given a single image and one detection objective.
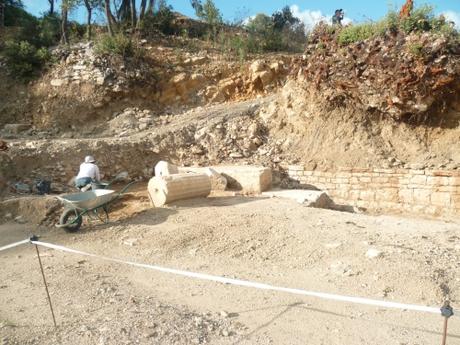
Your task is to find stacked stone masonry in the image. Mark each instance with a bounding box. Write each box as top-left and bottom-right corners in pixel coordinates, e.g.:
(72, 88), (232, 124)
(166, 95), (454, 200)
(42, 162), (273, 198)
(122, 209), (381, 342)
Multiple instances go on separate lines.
(284, 166), (460, 217)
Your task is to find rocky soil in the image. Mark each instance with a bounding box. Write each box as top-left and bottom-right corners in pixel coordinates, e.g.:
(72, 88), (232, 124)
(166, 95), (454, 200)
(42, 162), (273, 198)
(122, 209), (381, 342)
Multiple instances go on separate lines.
(295, 28), (460, 124)
(1, 31), (460, 196)
(0, 41), (291, 131)
(1, 197), (459, 344)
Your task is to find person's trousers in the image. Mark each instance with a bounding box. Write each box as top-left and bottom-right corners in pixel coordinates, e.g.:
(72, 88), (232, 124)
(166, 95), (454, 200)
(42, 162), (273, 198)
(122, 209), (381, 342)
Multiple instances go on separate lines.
(75, 177), (92, 188)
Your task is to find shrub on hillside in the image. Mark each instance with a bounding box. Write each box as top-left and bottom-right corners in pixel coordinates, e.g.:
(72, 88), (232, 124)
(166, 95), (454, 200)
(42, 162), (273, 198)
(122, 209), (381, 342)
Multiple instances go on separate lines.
(245, 11), (306, 53)
(95, 33), (142, 58)
(139, 1), (176, 35)
(68, 22), (87, 43)
(399, 5), (433, 33)
(336, 6), (458, 46)
(3, 40), (51, 77)
(217, 31), (261, 61)
(38, 14), (61, 47)
(338, 23), (380, 45)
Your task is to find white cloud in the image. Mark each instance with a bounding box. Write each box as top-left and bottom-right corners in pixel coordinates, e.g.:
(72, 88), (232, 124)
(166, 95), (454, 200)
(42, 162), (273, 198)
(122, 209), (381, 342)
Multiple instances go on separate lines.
(442, 10), (460, 30)
(290, 5), (352, 31)
(243, 15), (256, 26)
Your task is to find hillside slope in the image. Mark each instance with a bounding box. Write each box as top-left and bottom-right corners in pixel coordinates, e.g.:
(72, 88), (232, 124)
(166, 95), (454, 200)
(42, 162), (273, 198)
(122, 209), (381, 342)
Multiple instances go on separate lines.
(1, 30), (460, 187)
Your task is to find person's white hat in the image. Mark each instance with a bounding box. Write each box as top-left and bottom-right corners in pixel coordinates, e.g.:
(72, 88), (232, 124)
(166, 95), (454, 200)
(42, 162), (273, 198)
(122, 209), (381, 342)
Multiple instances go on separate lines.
(85, 155), (96, 163)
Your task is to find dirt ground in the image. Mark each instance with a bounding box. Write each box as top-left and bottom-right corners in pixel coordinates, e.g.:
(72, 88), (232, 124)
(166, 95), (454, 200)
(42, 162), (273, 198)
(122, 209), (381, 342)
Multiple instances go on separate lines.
(1, 195), (460, 345)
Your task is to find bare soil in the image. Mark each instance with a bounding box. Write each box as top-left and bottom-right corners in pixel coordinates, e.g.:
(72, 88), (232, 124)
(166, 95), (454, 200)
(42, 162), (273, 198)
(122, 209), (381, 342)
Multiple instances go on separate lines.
(1, 196), (459, 345)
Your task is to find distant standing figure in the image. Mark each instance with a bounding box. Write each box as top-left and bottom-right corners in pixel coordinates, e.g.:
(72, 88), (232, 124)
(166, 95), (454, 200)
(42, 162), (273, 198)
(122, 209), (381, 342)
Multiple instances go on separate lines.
(399, 0), (413, 19)
(332, 9), (344, 25)
(75, 155), (101, 190)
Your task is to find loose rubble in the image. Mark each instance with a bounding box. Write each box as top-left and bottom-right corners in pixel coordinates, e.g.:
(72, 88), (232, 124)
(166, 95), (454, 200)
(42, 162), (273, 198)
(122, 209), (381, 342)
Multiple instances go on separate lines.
(294, 29), (460, 123)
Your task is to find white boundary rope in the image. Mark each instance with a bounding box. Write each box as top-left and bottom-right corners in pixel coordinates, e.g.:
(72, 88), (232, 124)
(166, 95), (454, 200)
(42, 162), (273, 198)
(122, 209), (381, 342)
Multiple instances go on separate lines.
(0, 239), (31, 252)
(28, 240), (453, 317)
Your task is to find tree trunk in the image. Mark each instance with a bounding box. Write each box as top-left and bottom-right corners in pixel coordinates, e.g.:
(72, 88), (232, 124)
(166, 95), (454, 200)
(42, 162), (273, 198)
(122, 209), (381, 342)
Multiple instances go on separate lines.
(139, 0), (147, 20)
(83, 0), (92, 38)
(48, 0), (54, 15)
(86, 8), (92, 38)
(146, 0), (155, 15)
(130, 0), (136, 27)
(117, 0), (130, 22)
(61, 7), (68, 44)
(0, 1), (4, 28)
(104, 0), (114, 36)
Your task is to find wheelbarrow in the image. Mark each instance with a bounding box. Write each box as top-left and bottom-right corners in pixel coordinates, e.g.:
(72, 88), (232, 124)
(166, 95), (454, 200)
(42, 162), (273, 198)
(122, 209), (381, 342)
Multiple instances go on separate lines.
(56, 181), (136, 232)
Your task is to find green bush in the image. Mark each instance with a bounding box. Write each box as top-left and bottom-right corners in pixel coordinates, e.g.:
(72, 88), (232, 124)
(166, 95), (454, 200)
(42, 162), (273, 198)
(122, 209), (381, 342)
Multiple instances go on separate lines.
(383, 10), (399, 33)
(407, 42), (424, 57)
(95, 33), (140, 58)
(217, 31), (262, 61)
(68, 22), (86, 43)
(139, 2), (176, 35)
(245, 13), (306, 53)
(400, 5), (433, 33)
(38, 14), (61, 47)
(338, 23), (379, 45)
(334, 5), (458, 47)
(3, 40), (50, 77)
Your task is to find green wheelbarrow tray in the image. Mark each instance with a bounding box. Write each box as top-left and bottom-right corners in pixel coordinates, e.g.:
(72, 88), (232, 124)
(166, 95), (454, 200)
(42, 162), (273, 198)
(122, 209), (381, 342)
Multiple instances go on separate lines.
(56, 181), (137, 232)
(58, 189), (116, 210)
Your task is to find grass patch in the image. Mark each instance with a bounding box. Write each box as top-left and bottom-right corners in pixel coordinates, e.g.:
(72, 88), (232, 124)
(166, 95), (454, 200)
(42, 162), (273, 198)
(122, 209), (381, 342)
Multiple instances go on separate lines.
(336, 6), (458, 46)
(95, 33), (143, 58)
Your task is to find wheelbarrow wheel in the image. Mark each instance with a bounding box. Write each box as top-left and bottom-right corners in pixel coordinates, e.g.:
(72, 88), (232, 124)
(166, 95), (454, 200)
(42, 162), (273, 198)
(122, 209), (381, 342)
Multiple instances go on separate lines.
(59, 209), (82, 232)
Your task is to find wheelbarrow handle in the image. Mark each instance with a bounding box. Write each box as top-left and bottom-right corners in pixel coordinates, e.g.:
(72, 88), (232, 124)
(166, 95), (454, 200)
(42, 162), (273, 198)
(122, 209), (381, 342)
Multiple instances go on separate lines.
(103, 181), (138, 206)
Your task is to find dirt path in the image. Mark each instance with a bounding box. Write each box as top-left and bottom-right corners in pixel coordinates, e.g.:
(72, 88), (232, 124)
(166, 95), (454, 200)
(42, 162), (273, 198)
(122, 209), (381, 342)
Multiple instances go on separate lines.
(1, 197), (460, 344)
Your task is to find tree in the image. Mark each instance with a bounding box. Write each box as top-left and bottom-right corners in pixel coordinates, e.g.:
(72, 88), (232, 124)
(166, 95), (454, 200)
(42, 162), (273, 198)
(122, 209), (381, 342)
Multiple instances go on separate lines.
(190, 0), (202, 17)
(116, 0), (136, 26)
(190, 0), (222, 39)
(145, 0), (155, 14)
(104, 0), (115, 35)
(246, 10), (306, 53)
(130, 0), (136, 26)
(247, 13), (273, 35)
(138, 0), (146, 18)
(191, 0), (222, 26)
(82, 0), (101, 38)
(2, 0), (26, 27)
(0, 0), (5, 28)
(117, 0), (129, 21)
(48, 0), (54, 15)
(272, 6), (299, 31)
(60, 0), (69, 43)
(60, 0), (79, 44)
(247, 13), (279, 51)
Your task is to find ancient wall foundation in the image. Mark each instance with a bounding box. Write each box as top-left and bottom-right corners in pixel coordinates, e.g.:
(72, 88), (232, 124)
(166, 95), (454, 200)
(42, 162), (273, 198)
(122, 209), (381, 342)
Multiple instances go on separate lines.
(284, 166), (460, 218)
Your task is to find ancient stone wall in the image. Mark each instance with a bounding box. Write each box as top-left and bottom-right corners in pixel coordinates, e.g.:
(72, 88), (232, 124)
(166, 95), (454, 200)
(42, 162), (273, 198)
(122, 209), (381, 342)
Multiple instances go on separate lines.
(284, 165), (460, 217)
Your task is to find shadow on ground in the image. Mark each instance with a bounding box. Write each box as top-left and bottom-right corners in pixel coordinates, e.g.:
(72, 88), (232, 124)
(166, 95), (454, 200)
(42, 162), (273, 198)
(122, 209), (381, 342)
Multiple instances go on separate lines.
(169, 196), (266, 209)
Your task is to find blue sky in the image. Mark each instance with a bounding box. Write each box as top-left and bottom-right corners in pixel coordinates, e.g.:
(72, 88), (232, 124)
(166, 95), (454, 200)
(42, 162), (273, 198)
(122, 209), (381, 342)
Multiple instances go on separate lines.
(23, 0), (460, 29)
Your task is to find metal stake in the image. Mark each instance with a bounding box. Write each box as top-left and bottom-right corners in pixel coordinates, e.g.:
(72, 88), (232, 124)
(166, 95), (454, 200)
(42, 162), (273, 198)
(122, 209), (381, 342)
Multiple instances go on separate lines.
(31, 236), (57, 328)
(441, 301), (454, 345)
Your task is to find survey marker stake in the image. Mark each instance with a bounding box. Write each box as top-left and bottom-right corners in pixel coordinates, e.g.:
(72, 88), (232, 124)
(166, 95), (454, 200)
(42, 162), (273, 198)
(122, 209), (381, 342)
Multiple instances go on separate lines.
(441, 301), (454, 345)
(30, 235), (57, 328)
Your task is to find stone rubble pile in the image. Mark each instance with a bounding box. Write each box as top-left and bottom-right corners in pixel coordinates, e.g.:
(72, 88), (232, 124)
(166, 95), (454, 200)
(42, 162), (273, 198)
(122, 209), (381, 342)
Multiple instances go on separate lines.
(107, 107), (155, 136)
(294, 29), (460, 122)
(49, 42), (153, 93)
(3, 100), (286, 187)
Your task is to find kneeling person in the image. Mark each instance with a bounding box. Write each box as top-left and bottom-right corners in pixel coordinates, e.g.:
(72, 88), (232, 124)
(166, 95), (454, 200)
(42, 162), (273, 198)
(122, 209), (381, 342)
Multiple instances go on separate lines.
(75, 155), (101, 190)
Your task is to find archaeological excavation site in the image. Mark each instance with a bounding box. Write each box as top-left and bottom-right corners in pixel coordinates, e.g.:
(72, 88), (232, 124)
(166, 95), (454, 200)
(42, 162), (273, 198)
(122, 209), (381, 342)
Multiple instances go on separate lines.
(1, 1), (460, 344)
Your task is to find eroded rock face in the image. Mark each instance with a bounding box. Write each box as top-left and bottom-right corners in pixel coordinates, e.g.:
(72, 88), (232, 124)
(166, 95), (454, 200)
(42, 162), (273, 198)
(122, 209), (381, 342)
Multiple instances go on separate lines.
(293, 30), (460, 122)
(3, 100), (276, 186)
